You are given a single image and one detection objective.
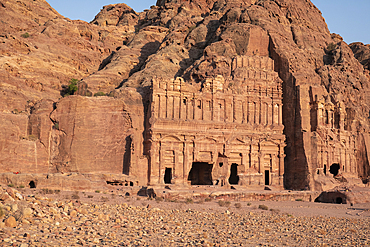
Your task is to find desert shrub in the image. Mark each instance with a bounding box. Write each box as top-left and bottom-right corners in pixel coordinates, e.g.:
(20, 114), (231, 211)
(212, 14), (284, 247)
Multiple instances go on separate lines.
(87, 195), (93, 199)
(218, 200), (231, 207)
(0, 207), (4, 218)
(155, 197), (163, 202)
(234, 203), (241, 209)
(95, 190), (100, 193)
(247, 202), (252, 206)
(270, 208), (280, 213)
(7, 184), (14, 188)
(326, 42), (337, 54)
(259, 204), (269, 210)
(54, 123), (59, 130)
(19, 185), (25, 189)
(64, 79), (79, 96)
(71, 192), (80, 200)
(185, 198), (193, 204)
(27, 135), (38, 141)
(21, 32), (30, 38)
(94, 91), (106, 97)
(295, 198), (303, 201)
(41, 188), (54, 194)
(205, 198), (212, 202)
(188, 25), (196, 33)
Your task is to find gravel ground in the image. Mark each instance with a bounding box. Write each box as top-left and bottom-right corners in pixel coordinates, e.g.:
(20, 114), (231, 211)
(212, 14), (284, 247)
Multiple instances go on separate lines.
(0, 188), (369, 246)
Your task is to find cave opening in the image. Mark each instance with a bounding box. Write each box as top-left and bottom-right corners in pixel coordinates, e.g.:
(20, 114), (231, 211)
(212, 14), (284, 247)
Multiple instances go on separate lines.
(187, 162), (213, 185)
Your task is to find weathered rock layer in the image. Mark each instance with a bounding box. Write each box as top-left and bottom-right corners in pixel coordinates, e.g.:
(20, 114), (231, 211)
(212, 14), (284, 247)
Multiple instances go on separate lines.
(1, 0), (370, 191)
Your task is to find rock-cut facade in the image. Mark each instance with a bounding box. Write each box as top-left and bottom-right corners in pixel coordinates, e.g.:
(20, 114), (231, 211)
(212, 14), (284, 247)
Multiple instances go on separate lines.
(146, 54), (285, 187)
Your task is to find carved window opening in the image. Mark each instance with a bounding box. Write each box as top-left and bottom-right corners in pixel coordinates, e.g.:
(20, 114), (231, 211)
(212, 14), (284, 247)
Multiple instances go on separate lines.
(123, 136), (131, 175)
(164, 168), (172, 184)
(187, 162), (213, 185)
(219, 162), (223, 167)
(325, 110), (329, 125)
(329, 163), (340, 176)
(334, 110), (340, 129)
(324, 165), (327, 175)
(183, 98), (187, 105)
(229, 163), (239, 185)
(29, 181), (36, 189)
(197, 100), (202, 109)
(264, 170), (270, 185)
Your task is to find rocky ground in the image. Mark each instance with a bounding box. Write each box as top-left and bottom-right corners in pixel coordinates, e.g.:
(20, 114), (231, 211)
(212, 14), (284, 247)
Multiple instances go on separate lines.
(0, 187), (369, 246)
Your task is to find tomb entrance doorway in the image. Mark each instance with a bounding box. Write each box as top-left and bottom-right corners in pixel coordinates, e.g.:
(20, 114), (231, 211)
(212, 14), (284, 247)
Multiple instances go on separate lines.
(188, 162), (213, 185)
(265, 170), (270, 185)
(229, 163), (239, 185)
(164, 168), (172, 184)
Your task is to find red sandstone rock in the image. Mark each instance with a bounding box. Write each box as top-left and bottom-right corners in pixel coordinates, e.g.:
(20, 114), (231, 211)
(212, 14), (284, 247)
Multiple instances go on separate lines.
(1, 0), (370, 192)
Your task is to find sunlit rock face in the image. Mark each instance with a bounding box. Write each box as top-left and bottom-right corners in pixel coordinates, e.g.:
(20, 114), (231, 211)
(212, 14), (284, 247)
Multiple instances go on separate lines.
(1, 0), (370, 191)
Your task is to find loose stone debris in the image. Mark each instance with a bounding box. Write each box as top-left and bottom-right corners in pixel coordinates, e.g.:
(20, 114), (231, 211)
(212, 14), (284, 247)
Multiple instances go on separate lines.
(0, 187), (369, 246)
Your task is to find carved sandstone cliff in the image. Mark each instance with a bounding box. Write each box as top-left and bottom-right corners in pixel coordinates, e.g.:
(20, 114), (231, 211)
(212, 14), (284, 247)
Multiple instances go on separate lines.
(1, 0), (370, 191)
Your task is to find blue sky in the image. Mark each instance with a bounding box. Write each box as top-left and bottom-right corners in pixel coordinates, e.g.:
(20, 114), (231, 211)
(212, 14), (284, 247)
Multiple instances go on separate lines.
(46, 0), (370, 45)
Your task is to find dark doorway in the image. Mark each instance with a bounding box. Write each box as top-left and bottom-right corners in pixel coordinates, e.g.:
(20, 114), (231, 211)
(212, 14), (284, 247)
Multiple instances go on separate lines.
(164, 168), (172, 184)
(29, 181), (36, 188)
(329, 163), (340, 176)
(265, 170), (270, 185)
(336, 197), (343, 204)
(188, 162), (213, 185)
(324, 165), (327, 175)
(123, 136), (131, 175)
(229, 163), (239, 185)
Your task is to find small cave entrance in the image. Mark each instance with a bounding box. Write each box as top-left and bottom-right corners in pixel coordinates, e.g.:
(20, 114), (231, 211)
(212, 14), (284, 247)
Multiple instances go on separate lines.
(329, 163), (340, 176)
(29, 181), (36, 188)
(264, 170), (270, 185)
(187, 162), (213, 185)
(164, 168), (172, 184)
(229, 163), (239, 185)
(336, 197), (343, 204)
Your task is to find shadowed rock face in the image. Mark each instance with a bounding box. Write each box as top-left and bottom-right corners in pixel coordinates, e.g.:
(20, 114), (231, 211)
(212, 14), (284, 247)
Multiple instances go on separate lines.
(1, 0), (370, 190)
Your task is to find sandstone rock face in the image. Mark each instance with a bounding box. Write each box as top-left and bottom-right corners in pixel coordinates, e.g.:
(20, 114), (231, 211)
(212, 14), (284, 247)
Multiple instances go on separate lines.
(49, 93), (145, 180)
(1, 0), (370, 191)
(350, 42), (370, 70)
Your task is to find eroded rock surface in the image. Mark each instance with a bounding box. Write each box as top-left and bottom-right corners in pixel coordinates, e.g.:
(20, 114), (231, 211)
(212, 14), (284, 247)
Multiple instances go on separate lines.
(1, 0), (370, 191)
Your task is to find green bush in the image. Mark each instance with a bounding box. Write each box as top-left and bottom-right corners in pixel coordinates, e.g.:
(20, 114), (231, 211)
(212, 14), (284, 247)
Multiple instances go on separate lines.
(54, 123), (59, 130)
(258, 204), (269, 210)
(94, 91), (106, 97)
(64, 79), (79, 96)
(218, 200), (231, 207)
(7, 184), (14, 188)
(326, 42), (337, 54)
(185, 198), (194, 204)
(21, 32), (30, 38)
